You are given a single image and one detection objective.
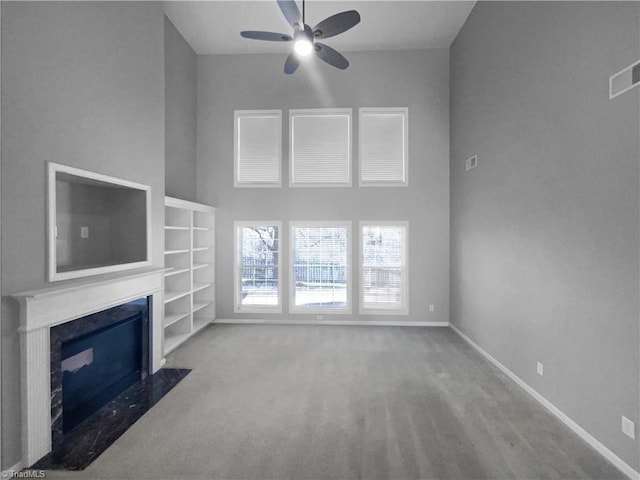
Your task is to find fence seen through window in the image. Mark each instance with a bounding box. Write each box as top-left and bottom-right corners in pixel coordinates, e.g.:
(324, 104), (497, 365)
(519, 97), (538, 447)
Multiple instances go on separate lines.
(292, 225), (350, 309)
(238, 225), (280, 307)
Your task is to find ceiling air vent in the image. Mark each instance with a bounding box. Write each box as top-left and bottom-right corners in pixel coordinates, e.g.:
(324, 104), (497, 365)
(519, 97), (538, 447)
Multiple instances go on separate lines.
(610, 60), (640, 99)
(465, 155), (477, 171)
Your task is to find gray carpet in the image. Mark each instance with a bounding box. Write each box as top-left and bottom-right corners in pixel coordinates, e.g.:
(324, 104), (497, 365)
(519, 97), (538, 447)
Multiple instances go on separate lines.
(45, 324), (624, 479)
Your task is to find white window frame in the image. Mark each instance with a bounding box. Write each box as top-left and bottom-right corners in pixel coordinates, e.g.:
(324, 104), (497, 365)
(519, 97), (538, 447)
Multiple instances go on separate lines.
(359, 221), (409, 315)
(359, 107), (408, 187)
(289, 221), (352, 314)
(289, 108), (352, 188)
(234, 221), (283, 313)
(234, 110), (282, 188)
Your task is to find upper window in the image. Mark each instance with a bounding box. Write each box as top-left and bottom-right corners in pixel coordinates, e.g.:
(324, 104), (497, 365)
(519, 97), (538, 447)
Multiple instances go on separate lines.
(290, 222), (351, 313)
(234, 222), (282, 313)
(359, 108), (408, 186)
(290, 109), (352, 187)
(360, 222), (408, 314)
(234, 110), (282, 187)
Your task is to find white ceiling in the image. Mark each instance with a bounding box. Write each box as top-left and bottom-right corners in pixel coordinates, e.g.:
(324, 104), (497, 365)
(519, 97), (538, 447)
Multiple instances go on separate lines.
(163, 1), (476, 55)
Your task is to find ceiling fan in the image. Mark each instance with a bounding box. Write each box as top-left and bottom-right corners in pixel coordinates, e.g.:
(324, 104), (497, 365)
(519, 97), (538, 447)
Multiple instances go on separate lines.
(240, 0), (361, 74)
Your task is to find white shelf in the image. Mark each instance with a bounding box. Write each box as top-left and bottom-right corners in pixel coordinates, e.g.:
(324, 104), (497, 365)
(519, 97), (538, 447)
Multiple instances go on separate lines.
(164, 332), (191, 354)
(193, 282), (213, 294)
(164, 289), (190, 304)
(163, 196), (216, 356)
(165, 249), (190, 255)
(193, 301), (211, 313)
(164, 267), (190, 278)
(164, 311), (190, 328)
(193, 316), (212, 333)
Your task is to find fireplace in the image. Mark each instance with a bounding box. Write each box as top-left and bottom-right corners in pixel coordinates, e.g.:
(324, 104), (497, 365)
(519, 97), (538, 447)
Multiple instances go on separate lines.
(50, 298), (149, 443)
(14, 267), (166, 466)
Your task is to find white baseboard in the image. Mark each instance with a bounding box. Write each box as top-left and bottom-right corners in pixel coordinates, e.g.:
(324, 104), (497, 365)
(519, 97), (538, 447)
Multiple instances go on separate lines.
(214, 318), (450, 327)
(449, 323), (640, 480)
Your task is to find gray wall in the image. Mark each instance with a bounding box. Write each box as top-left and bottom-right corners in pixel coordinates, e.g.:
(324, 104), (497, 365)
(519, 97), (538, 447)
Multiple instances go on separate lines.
(450, 1), (639, 470)
(1, 1), (165, 468)
(165, 15), (197, 201)
(56, 181), (114, 270)
(197, 50), (450, 323)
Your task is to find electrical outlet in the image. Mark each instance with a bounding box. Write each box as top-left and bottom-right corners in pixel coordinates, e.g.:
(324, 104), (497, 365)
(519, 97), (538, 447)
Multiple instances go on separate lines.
(622, 416), (635, 440)
(537, 362), (544, 376)
(429, 304), (435, 312)
(80, 226), (89, 239)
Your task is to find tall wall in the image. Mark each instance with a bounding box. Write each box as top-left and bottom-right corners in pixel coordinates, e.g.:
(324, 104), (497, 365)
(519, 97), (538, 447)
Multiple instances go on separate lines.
(450, 1), (639, 471)
(165, 16), (197, 201)
(1, 1), (165, 468)
(197, 50), (450, 323)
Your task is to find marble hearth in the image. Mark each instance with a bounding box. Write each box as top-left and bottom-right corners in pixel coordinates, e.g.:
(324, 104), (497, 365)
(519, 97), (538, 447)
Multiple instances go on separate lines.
(13, 267), (165, 467)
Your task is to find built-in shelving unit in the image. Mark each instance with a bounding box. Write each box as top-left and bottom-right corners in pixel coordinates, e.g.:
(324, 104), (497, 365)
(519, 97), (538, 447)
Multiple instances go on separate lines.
(163, 196), (216, 355)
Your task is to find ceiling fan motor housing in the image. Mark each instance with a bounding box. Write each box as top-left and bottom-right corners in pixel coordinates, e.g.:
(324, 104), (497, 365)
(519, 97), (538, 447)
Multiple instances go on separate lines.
(293, 24), (314, 56)
(294, 24), (313, 42)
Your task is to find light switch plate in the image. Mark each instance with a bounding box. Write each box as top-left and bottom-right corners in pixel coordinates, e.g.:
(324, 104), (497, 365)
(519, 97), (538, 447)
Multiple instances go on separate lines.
(80, 226), (89, 238)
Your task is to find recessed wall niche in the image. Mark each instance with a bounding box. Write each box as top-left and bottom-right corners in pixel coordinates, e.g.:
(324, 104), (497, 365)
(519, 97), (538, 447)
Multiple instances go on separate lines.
(48, 163), (151, 281)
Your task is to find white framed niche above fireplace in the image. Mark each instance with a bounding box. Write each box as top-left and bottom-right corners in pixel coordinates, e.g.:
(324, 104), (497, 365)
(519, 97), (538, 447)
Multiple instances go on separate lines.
(48, 162), (152, 281)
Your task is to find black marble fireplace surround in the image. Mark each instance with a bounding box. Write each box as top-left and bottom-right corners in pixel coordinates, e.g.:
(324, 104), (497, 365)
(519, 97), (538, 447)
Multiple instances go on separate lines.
(49, 297), (150, 448)
(35, 297), (192, 471)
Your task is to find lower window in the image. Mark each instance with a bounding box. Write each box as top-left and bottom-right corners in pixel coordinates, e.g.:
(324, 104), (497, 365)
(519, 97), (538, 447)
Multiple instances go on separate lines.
(360, 222), (408, 314)
(234, 222), (282, 313)
(290, 222), (351, 313)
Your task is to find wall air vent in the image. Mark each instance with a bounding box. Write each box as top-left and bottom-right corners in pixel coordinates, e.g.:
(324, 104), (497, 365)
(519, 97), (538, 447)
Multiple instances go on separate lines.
(465, 155), (477, 171)
(609, 60), (640, 99)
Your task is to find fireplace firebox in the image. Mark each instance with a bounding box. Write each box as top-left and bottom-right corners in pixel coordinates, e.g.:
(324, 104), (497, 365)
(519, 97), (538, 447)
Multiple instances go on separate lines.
(50, 297), (149, 445)
(61, 313), (143, 432)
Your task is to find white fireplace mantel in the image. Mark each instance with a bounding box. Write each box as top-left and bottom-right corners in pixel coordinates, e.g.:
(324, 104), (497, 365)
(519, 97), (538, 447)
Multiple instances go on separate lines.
(13, 267), (165, 467)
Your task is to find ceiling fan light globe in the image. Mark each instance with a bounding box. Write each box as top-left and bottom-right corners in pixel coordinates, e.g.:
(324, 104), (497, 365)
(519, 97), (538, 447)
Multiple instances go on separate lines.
(294, 38), (313, 56)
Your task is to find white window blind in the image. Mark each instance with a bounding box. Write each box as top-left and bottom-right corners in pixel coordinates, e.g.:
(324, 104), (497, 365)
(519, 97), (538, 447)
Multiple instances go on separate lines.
(359, 108), (408, 186)
(360, 222), (408, 314)
(290, 109), (352, 186)
(234, 110), (281, 187)
(234, 222), (282, 313)
(290, 222), (351, 313)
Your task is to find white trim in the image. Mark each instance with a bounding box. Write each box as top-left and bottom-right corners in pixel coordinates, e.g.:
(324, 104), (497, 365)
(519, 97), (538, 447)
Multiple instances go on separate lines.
(450, 323), (640, 480)
(358, 107), (409, 187)
(289, 108), (352, 187)
(165, 196), (216, 214)
(289, 221), (352, 314)
(234, 110), (282, 188)
(47, 162), (152, 282)
(359, 221), (409, 315)
(234, 221), (283, 314)
(215, 318), (449, 327)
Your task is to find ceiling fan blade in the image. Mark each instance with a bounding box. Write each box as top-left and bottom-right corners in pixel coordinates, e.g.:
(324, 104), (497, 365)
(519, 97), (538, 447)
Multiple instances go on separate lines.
(277, 0), (302, 29)
(241, 31), (292, 42)
(314, 42), (349, 70)
(284, 53), (300, 74)
(312, 10), (360, 39)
